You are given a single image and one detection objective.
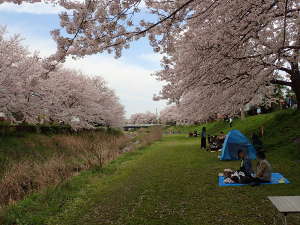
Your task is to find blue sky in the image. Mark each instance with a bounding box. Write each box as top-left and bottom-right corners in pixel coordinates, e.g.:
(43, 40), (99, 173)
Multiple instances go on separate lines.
(0, 3), (167, 118)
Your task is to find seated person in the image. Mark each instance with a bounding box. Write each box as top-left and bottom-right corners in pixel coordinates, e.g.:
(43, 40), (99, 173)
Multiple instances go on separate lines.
(217, 131), (226, 146)
(209, 135), (220, 151)
(251, 151), (272, 186)
(193, 130), (198, 137)
(208, 135), (212, 144)
(238, 150), (253, 176)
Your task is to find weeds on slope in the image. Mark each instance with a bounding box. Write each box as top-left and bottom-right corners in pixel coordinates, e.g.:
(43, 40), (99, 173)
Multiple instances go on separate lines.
(0, 126), (162, 208)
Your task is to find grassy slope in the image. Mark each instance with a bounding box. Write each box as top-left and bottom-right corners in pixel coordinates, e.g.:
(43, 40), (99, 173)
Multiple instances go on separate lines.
(0, 129), (123, 176)
(0, 134), (62, 175)
(1, 110), (300, 225)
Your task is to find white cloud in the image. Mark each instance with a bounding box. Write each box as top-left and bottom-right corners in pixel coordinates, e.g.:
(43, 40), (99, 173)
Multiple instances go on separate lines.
(64, 55), (167, 117)
(0, 2), (63, 14)
(23, 37), (57, 57)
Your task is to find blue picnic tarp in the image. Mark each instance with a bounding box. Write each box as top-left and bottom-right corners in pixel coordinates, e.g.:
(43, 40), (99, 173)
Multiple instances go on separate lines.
(218, 173), (290, 186)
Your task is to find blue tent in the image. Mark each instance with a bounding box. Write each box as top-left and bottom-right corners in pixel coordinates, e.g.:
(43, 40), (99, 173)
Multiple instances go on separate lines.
(220, 130), (256, 160)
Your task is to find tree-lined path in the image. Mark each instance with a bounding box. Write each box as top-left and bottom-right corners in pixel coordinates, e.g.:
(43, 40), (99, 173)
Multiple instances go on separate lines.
(3, 111), (300, 225)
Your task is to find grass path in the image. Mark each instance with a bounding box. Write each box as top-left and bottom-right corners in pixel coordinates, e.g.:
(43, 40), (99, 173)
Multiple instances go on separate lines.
(2, 133), (300, 225)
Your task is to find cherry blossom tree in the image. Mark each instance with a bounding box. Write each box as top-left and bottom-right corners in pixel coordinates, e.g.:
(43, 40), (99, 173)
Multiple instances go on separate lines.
(153, 0), (300, 120)
(33, 70), (125, 128)
(128, 111), (157, 124)
(1, 0), (300, 118)
(0, 27), (125, 128)
(159, 105), (179, 125)
(0, 26), (48, 123)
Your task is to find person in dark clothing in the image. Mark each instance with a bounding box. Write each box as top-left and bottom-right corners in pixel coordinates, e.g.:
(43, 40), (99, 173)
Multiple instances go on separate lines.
(238, 149), (253, 176)
(201, 127), (207, 149)
(237, 149), (254, 184)
(252, 133), (263, 151)
(224, 115), (229, 123)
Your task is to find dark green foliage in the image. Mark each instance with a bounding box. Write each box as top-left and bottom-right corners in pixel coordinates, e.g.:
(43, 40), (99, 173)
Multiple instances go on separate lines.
(0, 123), (119, 137)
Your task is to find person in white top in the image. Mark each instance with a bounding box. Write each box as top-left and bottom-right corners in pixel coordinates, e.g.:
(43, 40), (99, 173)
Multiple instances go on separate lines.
(250, 151), (272, 186)
(229, 117), (233, 127)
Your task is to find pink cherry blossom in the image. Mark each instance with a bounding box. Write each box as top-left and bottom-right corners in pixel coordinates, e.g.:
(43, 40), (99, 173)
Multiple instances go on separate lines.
(0, 27), (125, 128)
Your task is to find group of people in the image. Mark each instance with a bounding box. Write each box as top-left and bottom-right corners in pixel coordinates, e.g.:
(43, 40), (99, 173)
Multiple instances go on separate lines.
(200, 127), (263, 152)
(238, 150), (272, 186)
(225, 150), (272, 186)
(196, 124), (271, 186)
(200, 127), (225, 151)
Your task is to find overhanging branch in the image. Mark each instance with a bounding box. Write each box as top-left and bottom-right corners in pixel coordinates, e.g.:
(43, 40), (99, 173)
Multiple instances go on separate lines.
(270, 79), (292, 86)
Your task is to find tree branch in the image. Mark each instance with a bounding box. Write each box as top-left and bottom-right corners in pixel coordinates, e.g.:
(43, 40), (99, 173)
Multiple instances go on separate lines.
(270, 79), (292, 86)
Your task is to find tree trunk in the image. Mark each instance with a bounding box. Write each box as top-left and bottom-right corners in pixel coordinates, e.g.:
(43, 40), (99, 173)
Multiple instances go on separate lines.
(291, 35), (300, 111)
(290, 61), (300, 111)
(291, 75), (300, 111)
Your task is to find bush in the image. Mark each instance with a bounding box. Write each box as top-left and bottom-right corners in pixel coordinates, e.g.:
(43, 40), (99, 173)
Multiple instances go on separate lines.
(0, 123), (75, 137)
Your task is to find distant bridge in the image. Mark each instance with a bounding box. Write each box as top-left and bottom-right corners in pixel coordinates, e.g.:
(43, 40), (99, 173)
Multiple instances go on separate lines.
(123, 124), (162, 131)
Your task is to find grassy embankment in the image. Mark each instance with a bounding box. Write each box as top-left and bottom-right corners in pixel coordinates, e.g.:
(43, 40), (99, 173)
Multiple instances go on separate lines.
(0, 126), (162, 209)
(1, 110), (300, 225)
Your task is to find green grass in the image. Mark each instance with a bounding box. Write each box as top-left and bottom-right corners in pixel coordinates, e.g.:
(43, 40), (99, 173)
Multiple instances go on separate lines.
(1, 110), (300, 225)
